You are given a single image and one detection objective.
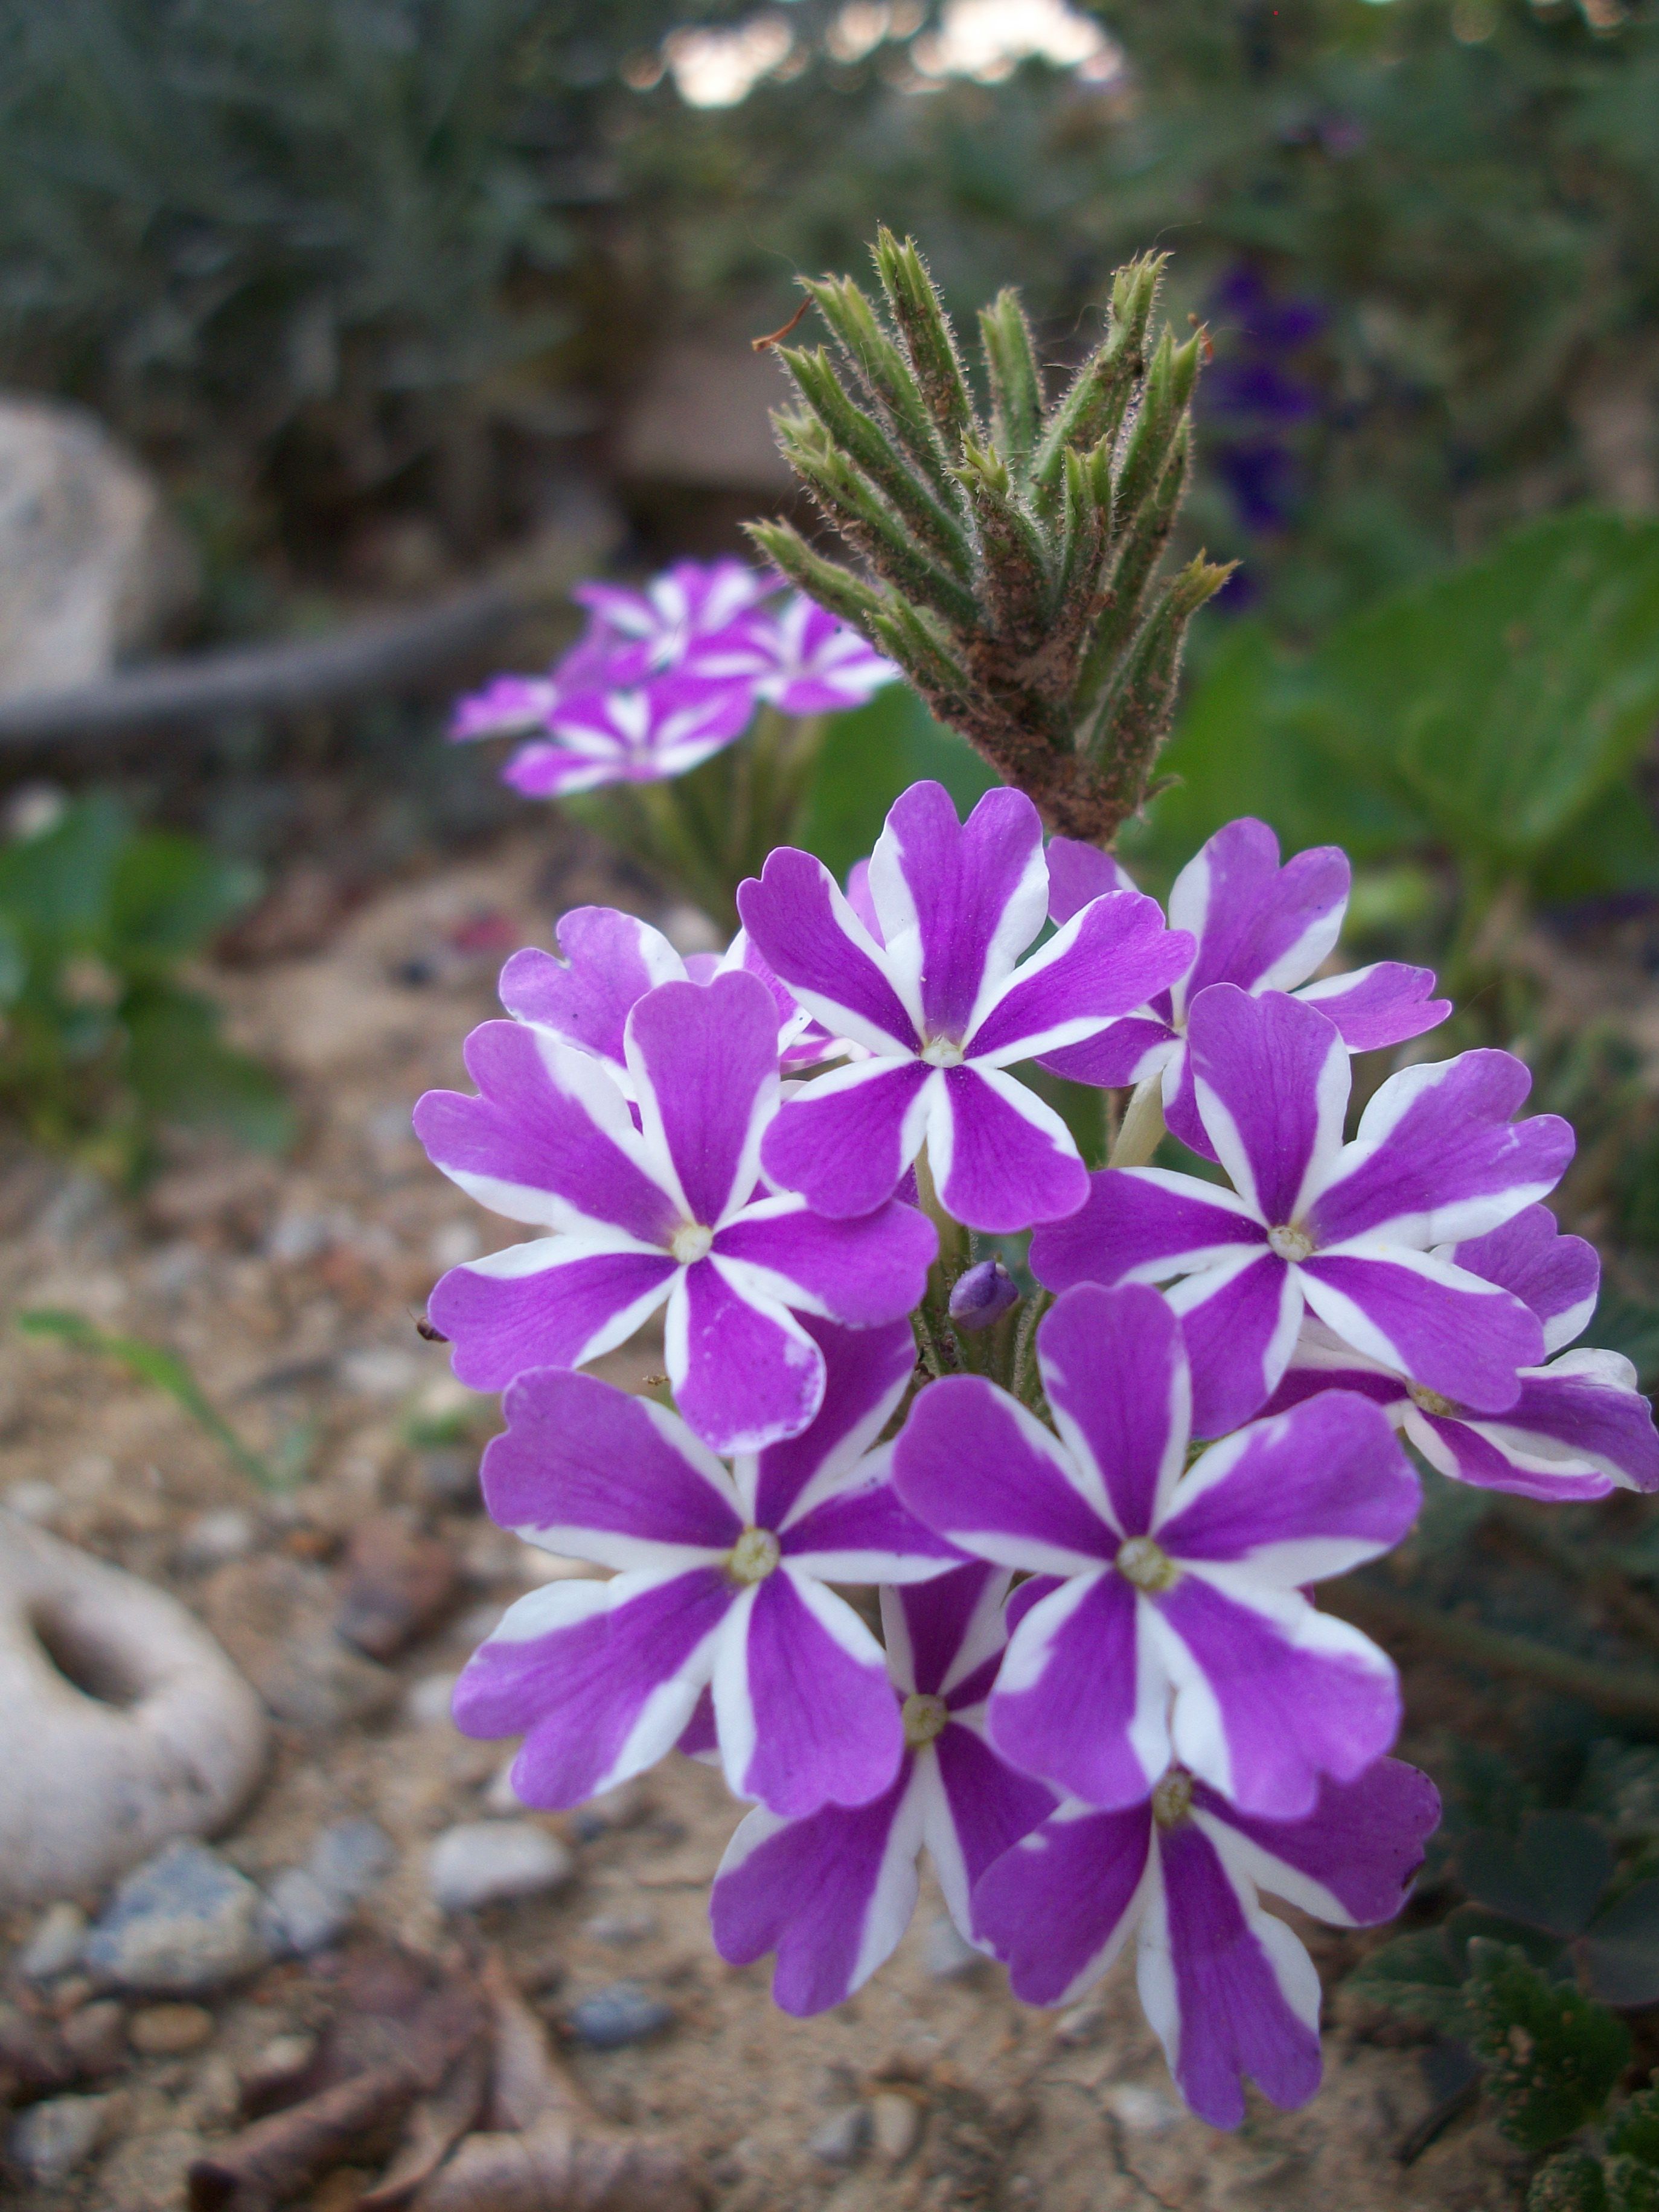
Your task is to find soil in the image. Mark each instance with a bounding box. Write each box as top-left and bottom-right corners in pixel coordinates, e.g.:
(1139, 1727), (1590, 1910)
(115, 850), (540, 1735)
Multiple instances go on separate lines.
(0, 826), (1524, 2211)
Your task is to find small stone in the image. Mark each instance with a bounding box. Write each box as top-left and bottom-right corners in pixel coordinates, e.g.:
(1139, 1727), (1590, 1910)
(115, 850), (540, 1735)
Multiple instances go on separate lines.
(583, 1908), (658, 1946)
(202, 1557), (397, 1731)
(572, 1781), (648, 1841)
(95, 2124), (203, 2211)
(406, 1671), (462, 1728)
(414, 1448), (478, 1509)
(338, 1346), (420, 1399)
(307, 1818), (394, 1901)
(1053, 1996), (1108, 2047)
(176, 1509), (256, 1570)
(335, 1512), (458, 1660)
(82, 1840), (267, 1995)
(808, 2104), (870, 2166)
(19, 1900), (88, 1981)
(5, 1479), (60, 1522)
(922, 1914), (982, 1980)
(870, 2090), (921, 2162)
(1104, 2081), (1182, 2134)
(567, 1981), (673, 2050)
(129, 2003), (213, 2056)
(259, 1868), (350, 1959)
(60, 2000), (127, 2077)
(484, 1757), (523, 1813)
(427, 1821), (574, 1912)
(7, 2092), (109, 2182)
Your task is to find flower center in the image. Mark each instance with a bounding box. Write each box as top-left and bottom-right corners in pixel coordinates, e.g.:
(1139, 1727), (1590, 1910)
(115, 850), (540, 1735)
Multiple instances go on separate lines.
(671, 1223), (714, 1265)
(1152, 1770), (1194, 1829)
(901, 1692), (950, 1749)
(1116, 1536), (1179, 1593)
(727, 1527), (781, 1585)
(1409, 1381), (1460, 1420)
(920, 1037), (965, 1068)
(1268, 1223), (1314, 1262)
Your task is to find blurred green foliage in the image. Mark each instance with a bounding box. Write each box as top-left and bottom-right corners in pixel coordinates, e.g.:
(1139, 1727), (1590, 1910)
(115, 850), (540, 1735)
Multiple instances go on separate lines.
(0, 794), (289, 1175)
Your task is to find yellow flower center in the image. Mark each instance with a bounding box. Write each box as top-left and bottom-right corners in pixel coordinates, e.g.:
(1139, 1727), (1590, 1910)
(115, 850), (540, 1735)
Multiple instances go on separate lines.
(901, 1692), (950, 1749)
(1116, 1536), (1180, 1593)
(921, 1037), (965, 1068)
(671, 1223), (714, 1264)
(727, 1527), (781, 1585)
(1152, 1770), (1194, 1829)
(1268, 1223), (1314, 1262)
(1409, 1381), (1460, 1420)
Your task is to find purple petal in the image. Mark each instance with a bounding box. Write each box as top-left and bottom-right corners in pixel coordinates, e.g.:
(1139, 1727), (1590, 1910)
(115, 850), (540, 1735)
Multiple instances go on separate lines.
(713, 1194), (936, 1328)
(886, 1564), (1011, 1701)
(1038, 1013), (1179, 1091)
(665, 1258), (825, 1455)
(625, 971), (778, 1228)
(1308, 1050), (1573, 1250)
(1294, 962), (1451, 1052)
(1407, 1408), (1614, 1501)
(868, 782), (1047, 1043)
(676, 1684), (718, 1758)
(1412, 1349), (1659, 1498)
(1153, 1574), (1400, 1815)
(893, 1376), (1117, 1573)
(710, 1766), (924, 2013)
(1046, 837), (1141, 925)
(1166, 1251), (1304, 1437)
(1299, 1249), (1542, 1414)
(1450, 1203), (1599, 1355)
(738, 848), (919, 1053)
(427, 1242), (677, 1391)
(456, 1568), (731, 1806)
(414, 1020), (676, 1241)
(752, 1316), (918, 1531)
(758, 1060), (935, 1218)
(782, 1474), (964, 1581)
(1170, 818), (1347, 1008)
(1037, 1284), (1190, 1539)
(480, 1367), (742, 1567)
(973, 1800), (1154, 2005)
(1156, 1392), (1419, 1581)
(1029, 1168), (1265, 1294)
(715, 1568), (903, 1815)
(931, 1066), (1089, 1234)
(928, 1724), (1058, 1939)
(990, 1572), (1171, 1807)
(1148, 1817), (1323, 2127)
(1187, 986), (1349, 1227)
(1195, 1757), (1440, 1926)
(844, 858), (881, 940)
(498, 909), (685, 1072)
(967, 893), (1194, 1064)
(451, 673), (558, 741)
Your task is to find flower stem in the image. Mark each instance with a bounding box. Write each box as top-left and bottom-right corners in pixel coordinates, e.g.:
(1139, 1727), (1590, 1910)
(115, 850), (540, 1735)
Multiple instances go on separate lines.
(1108, 1075), (1166, 1169)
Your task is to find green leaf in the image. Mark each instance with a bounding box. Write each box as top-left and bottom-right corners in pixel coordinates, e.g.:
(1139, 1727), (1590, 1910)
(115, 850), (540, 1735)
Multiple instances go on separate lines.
(0, 794), (127, 948)
(14, 1308), (286, 1491)
(1529, 2151), (1608, 2212)
(123, 989), (294, 1153)
(1605, 2156), (1659, 2212)
(1459, 1813), (1615, 1939)
(109, 832), (259, 970)
(1607, 2080), (1659, 2167)
(1468, 1940), (1631, 2154)
(1580, 1882), (1659, 2009)
(1529, 778), (1659, 906)
(1345, 1929), (1468, 2030)
(797, 684), (996, 881)
(1444, 1904), (1570, 1977)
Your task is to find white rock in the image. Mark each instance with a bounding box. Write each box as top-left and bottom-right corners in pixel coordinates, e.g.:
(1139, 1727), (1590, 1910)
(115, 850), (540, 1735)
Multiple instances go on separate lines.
(427, 1820), (574, 1912)
(807, 2105), (870, 2166)
(7, 2092), (109, 2183)
(19, 1900), (89, 1981)
(0, 1511), (267, 1909)
(870, 2091), (921, 2162)
(0, 397), (195, 699)
(405, 1671), (462, 1728)
(177, 1509), (257, 1570)
(82, 1838), (267, 1993)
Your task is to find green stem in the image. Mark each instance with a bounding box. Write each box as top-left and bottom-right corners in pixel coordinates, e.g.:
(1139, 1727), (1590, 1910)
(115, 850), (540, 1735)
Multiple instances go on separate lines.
(1108, 1075), (1166, 1168)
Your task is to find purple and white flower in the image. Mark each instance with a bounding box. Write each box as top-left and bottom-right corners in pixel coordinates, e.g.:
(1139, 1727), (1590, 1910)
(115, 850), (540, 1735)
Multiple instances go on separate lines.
(974, 1757), (1440, 2128)
(1264, 1204), (1659, 1501)
(573, 558), (775, 679)
(709, 1564), (1055, 2013)
(452, 1319), (958, 1817)
(500, 673), (756, 799)
(1030, 985), (1573, 1436)
(450, 673), (563, 743)
(738, 782), (1196, 1232)
(1038, 819), (1450, 1156)
(695, 594), (897, 717)
(893, 1283), (1418, 1817)
(414, 968), (935, 1451)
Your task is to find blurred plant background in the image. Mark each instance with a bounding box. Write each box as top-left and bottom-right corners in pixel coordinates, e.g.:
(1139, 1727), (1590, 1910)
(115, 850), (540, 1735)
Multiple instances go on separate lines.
(4, 1), (1659, 2178)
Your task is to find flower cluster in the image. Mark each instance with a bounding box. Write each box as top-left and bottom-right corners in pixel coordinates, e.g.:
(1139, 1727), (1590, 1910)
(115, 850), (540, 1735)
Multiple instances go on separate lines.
(451, 558), (895, 796)
(415, 784), (1659, 2129)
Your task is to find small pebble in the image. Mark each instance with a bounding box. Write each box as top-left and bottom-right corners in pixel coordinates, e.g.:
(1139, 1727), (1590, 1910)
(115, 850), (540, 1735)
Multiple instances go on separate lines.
(308, 1818), (394, 1900)
(82, 1840), (267, 1995)
(405, 1671), (462, 1728)
(337, 1346), (420, 1398)
(584, 1908), (658, 1946)
(1104, 2081), (1182, 2134)
(259, 1868), (350, 1959)
(177, 1508), (256, 1569)
(60, 2001), (127, 2077)
(19, 1901), (88, 1981)
(567, 1980), (673, 2050)
(129, 2003), (214, 2056)
(484, 1757), (522, 1812)
(1054, 1996), (1108, 2047)
(7, 2093), (109, 2183)
(808, 2103), (870, 2166)
(427, 1821), (574, 1912)
(572, 1781), (648, 1841)
(870, 2090), (922, 2162)
(5, 1479), (60, 1522)
(922, 1914), (981, 1980)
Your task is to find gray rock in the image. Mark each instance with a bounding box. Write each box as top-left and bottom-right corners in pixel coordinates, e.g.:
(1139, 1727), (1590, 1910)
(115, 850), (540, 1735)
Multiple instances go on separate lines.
(427, 1820), (573, 1912)
(808, 2104), (871, 2166)
(83, 1839), (267, 1994)
(308, 1817), (393, 1900)
(19, 1900), (88, 1981)
(7, 2092), (109, 2184)
(583, 1908), (657, 1946)
(922, 1913), (982, 1980)
(567, 1980), (673, 2050)
(260, 1818), (393, 1957)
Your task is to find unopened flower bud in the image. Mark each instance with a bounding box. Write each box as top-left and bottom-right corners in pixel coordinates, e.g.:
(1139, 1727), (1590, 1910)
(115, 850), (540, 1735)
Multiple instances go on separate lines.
(948, 1258), (1018, 1334)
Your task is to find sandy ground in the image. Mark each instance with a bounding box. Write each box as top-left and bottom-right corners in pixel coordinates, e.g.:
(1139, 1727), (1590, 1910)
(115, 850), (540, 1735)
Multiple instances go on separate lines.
(0, 830), (1524, 2210)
